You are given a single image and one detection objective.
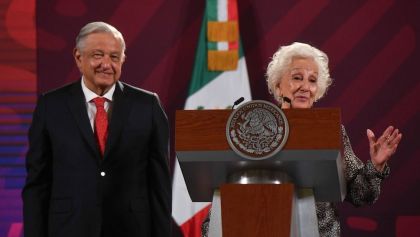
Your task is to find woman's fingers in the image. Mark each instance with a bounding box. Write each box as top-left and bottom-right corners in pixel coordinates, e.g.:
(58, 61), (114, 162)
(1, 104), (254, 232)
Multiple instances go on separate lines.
(388, 132), (402, 147)
(367, 129), (376, 147)
(379, 126), (394, 144)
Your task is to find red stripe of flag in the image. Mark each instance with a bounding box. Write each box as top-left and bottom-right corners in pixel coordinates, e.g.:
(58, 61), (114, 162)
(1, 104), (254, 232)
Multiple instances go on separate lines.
(180, 205), (212, 237)
(227, 0), (237, 20)
(228, 0), (239, 50)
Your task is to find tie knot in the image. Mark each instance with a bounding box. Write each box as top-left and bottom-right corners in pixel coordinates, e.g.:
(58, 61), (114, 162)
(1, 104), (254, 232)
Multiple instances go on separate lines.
(93, 97), (106, 108)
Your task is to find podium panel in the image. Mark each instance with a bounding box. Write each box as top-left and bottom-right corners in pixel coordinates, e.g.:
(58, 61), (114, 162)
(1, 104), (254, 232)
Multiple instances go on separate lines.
(175, 108), (346, 202)
(221, 184), (294, 237)
(175, 107), (345, 237)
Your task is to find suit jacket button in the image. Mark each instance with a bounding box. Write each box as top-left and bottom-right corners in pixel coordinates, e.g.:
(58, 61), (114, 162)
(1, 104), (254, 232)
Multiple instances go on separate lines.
(100, 171), (106, 177)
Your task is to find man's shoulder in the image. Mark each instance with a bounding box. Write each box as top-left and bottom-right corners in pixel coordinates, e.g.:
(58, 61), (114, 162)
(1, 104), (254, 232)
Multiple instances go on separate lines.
(119, 81), (158, 99)
(41, 81), (79, 98)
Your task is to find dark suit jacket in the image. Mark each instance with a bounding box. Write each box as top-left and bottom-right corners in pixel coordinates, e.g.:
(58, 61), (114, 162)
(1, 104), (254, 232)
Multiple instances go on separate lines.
(22, 80), (171, 237)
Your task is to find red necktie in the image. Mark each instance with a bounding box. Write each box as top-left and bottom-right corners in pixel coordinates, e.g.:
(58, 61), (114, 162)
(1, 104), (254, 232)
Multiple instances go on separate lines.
(93, 97), (108, 157)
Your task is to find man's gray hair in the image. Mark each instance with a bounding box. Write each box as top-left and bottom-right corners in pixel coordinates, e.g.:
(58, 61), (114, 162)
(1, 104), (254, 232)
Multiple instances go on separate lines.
(76, 21), (126, 55)
(266, 42), (332, 102)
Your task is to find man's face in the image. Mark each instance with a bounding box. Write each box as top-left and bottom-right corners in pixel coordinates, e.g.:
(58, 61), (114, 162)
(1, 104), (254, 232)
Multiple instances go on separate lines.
(74, 32), (125, 95)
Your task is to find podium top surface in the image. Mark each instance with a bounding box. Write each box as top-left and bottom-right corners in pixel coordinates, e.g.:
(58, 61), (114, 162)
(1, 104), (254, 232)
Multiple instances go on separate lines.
(176, 108), (342, 151)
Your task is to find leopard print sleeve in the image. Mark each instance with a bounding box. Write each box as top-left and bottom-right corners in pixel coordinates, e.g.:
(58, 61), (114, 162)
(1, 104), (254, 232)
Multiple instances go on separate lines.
(201, 209), (211, 237)
(341, 125), (390, 206)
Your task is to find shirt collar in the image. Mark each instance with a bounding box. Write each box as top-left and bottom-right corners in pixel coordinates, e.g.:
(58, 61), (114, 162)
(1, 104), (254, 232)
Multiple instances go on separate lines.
(81, 77), (115, 102)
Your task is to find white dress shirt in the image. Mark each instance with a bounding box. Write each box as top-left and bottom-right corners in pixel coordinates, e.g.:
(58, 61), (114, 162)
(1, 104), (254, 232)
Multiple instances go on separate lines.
(81, 77), (115, 131)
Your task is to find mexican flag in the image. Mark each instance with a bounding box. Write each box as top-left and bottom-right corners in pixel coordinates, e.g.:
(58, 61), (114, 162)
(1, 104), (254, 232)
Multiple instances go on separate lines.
(172, 0), (252, 236)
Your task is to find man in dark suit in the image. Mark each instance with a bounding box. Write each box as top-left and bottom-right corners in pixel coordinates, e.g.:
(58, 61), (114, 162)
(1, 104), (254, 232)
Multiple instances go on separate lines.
(22, 22), (171, 237)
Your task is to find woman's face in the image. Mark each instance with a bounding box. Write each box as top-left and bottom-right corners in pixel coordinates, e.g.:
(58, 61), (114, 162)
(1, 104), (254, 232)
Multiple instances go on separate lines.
(275, 57), (319, 109)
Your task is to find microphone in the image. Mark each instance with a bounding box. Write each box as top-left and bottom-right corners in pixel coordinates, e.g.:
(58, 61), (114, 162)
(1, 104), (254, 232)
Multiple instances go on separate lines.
(283, 96), (292, 108)
(232, 97), (245, 109)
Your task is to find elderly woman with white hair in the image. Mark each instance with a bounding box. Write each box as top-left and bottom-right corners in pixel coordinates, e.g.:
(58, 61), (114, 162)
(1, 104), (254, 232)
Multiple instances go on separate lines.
(202, 42), (402, 237)
(267, 42), (401, 236)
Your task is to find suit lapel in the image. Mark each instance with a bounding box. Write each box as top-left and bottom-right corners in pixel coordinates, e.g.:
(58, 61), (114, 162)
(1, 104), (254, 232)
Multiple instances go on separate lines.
(103, 81), (132, 160)
(67, 81), (102, 163)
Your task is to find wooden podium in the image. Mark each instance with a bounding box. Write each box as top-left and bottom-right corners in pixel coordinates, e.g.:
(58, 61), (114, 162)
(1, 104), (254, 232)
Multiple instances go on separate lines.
(175, 108), (346, 237)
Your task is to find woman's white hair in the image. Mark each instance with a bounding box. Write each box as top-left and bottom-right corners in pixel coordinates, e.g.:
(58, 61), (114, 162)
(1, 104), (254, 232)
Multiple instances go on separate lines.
(266, 42), (332, 102)
(76, 21), (126, 56)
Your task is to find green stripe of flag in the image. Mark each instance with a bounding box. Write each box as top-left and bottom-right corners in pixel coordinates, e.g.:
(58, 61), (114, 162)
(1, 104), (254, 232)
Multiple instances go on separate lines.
(207, 0), (218, 21)
(188, 11), (221, 96)
(188, 6), (245, 96)
(207, 42), (217, 50)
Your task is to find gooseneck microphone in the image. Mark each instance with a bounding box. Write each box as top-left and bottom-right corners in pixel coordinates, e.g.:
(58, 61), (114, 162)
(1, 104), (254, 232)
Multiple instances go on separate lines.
(283, 96), (292, 108)
(232, 97), (245, 109)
